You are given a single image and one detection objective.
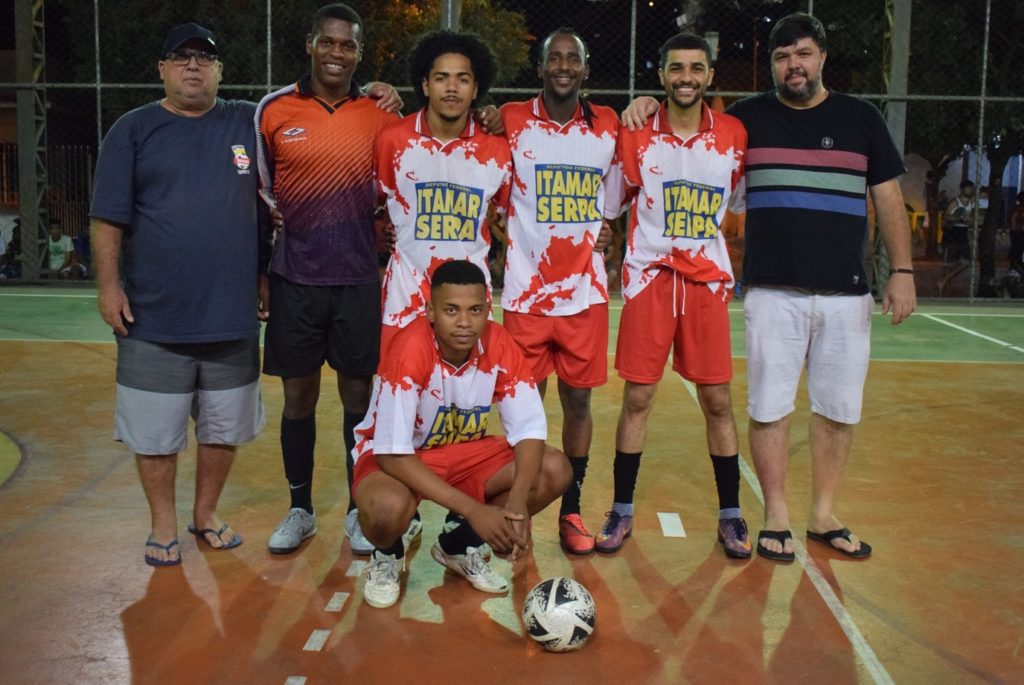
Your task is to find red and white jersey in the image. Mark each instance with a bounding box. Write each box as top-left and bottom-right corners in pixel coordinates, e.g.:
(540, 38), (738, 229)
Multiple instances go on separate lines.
(616, 101), (746, 301)
(376, 111), (512, 329)
(499, 97), (624, 316)
(352, 317), (546, 462)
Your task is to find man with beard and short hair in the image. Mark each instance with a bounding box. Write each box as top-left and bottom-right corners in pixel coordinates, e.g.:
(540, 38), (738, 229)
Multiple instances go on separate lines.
(624, 13), (917, 562)
(598, 33), (751, 559)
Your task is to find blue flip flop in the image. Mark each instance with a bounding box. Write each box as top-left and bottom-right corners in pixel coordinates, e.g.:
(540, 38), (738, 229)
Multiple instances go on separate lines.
(145, 537), (181, 567)
(188, 523), (243, 550)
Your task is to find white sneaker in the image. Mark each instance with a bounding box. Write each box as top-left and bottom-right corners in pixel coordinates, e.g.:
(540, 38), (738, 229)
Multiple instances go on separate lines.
(364, 550), (404, 608)
(268, 508), (317, 554)
(345, 509), (373, 555)
(402, 516), (423, 549)
(430, 542), (508, 594)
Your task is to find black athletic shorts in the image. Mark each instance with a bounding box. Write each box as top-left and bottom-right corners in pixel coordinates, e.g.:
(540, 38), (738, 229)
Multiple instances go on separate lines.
(263, 273), (381, 378)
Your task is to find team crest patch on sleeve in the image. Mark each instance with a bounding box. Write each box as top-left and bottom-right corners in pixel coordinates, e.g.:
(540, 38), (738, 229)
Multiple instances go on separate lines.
(415, 181), (484, 241)
(662, 179), (724, 239)
(423, 404), (490, 446)
(535, 164), (603, 223)
(231, 145), (251, 174)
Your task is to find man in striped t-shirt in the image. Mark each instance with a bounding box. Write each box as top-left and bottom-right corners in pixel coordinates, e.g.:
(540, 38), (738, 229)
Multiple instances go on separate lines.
(725, 13), (915, 562)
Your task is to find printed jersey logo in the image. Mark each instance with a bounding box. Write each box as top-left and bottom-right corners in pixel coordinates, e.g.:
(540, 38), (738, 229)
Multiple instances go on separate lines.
(423, 404), (490, 447)
(821, 136), (834, 149)
(415, 181), (484, 241)
(231, 145), (251, 174)
(662, 179), (724, 239)
(535, 164), (602, 224)
(283, 127), (306, 137)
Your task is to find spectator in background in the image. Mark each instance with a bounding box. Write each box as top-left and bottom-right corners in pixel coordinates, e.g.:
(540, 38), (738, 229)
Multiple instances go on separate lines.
(943, 180), (976, 266)
(47, 221), (86, 279)
(1009, 191), (1024, 275)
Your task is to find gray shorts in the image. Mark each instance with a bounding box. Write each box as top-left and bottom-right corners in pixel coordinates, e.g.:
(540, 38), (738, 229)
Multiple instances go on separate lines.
(114, 336), (266, 455)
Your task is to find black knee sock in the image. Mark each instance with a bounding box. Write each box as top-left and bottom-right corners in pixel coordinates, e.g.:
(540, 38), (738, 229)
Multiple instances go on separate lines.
(281, 415), (316, 513)
(438, 514), (484, 555)
(710, 453), (740, 511)
(343, 410), (363, 513)
(377, 537), (404, 559)
(559, 455), (590, 517)
(612, 450), (642, 504)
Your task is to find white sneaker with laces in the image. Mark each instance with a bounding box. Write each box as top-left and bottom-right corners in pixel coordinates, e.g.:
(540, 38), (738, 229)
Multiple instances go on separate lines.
(345, 509), (373, 555)
(402, 516), (423, 549)
(364, 550), (404, 608)
(430, 542), (508, 593)
(267, 508), (317, 554)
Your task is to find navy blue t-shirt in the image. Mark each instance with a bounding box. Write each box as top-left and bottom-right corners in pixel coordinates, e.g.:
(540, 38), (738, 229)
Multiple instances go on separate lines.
(91, 99), (260, 342)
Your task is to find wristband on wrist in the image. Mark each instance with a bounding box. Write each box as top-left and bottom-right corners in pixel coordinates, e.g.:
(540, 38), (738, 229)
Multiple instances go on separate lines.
(889, 267), (914, 275)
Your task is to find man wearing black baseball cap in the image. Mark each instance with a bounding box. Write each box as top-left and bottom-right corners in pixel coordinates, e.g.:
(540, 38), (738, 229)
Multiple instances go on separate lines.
(161, 22), (218, 58)
(90, 21), (269, 567)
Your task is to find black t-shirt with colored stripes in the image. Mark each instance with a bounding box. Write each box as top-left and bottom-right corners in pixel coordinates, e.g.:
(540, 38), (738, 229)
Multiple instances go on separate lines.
(726, 91), (905, 294)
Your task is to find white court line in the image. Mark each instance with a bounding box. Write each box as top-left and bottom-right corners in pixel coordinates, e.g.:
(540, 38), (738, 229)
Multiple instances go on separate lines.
(678, 378), (895, 685)
(302, 629), (331, 652)
(346, 560), (367, 577)
(0, 292), (96, 298)
(657, 512), (687, 537)
(324, 591), (350, 612)
(922, 313), (1024, 354)
(284, 677), (307, 685)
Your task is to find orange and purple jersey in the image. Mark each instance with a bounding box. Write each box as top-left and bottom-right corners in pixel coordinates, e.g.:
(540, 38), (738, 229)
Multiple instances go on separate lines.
(499, 96), (623, 316)
(375, 111), (512, 329)
(256, 77), (399, 285)
(352, 317), (546, 463)
(616, 101), (746, 302)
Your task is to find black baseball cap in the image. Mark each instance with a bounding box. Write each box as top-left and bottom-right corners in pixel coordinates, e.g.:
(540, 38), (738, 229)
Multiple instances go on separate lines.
(161, 23), (218, 58)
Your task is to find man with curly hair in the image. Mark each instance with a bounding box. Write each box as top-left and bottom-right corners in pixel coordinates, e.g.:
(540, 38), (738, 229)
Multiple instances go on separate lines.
(367, 30), (525, 603)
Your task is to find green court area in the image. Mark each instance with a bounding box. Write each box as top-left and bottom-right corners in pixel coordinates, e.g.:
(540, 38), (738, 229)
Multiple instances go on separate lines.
(1, 285), (1022, 364)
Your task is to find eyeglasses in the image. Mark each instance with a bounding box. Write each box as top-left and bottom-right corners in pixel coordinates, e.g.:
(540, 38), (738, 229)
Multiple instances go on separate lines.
(165, 50), (218, 67)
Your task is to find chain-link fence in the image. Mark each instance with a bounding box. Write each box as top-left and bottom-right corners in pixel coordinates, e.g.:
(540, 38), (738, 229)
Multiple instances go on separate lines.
(1, 0), (1021, 297)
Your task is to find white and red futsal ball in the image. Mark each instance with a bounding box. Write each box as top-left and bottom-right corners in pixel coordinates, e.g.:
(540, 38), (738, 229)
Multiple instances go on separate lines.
(522, 577), (596, 652)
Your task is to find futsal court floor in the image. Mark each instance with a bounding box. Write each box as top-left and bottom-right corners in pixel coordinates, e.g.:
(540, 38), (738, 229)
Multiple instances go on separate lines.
(0, 286), (1021, 684)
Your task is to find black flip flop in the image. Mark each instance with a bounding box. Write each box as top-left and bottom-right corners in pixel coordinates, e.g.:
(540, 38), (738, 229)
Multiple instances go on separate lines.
(806, 528), (872, 559)
(756, 530), (795, 562)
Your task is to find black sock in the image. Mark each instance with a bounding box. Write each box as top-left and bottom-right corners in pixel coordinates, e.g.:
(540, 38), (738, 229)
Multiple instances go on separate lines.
(281, 415), (316, 513)
(612, 450), (642, 504)
(343, 410), (363, 513)
(710, 453), (740, 511)
(438, 514), (484, 555)
(377, 537), (404, 560)
(559, 455), (589, 517)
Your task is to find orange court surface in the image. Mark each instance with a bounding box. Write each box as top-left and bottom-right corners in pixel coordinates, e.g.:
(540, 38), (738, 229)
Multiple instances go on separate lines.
(0, 287), (1022, 684)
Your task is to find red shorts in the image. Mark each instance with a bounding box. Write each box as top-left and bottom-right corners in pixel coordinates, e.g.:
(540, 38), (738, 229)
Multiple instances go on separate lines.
(615, 270), (732, 384)
(352, 435), (515, 503)
(502, 304), (608, 388)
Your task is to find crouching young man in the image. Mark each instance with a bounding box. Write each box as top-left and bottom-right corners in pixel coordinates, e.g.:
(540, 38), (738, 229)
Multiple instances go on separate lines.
(352, 260), (572, 608)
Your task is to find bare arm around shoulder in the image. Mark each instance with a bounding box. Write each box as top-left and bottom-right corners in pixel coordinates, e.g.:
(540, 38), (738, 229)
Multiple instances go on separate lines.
(871, 178), (917, 325)
(91, 218), (133, 335)
(620, 96), (660, 130)
(377, 452), (527, 554)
